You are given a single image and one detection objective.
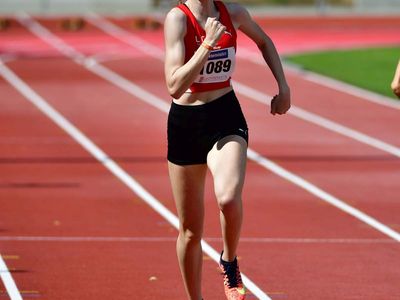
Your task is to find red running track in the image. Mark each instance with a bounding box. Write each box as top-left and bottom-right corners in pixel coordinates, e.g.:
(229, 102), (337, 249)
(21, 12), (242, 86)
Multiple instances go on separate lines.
(0, 15), (400, 299)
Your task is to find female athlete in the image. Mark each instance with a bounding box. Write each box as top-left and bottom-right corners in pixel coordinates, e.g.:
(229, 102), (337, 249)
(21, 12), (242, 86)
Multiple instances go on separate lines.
(164, 1), (291, 299)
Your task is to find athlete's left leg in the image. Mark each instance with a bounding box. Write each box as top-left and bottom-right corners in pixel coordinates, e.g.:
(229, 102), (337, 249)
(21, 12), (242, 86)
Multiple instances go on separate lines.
(207, 135), (247, 262)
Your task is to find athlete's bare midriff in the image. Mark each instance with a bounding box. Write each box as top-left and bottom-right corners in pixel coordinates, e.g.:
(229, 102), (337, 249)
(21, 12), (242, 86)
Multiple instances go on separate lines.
(172, 86), (233, 105)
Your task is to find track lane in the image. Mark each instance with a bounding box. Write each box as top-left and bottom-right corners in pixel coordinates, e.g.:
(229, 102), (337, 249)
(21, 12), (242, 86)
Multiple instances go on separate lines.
(5, 15), (269, 299)
(82, 17), (400, 231)
(234, 55), (400, 147)
(23, 15), (400, 298)
(0, 59), (251, 298)
(0, 73), (191, 299)
(55, 18), (400, 297)
(22, 15), (400, 238)
(114, 16), (400, 148)
(88, 14), (400, 161)
(1, 15), (398, 298)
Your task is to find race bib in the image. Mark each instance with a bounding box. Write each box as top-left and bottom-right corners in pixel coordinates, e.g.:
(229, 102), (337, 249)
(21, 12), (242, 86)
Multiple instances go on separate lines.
(194, 47), (235, 84)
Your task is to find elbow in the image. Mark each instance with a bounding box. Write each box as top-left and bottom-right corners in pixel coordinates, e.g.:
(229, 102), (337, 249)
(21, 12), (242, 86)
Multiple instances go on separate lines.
(257, 40), (269, 52)
(170, 91), (184, 99)
(257, 35), (273, 51)
(167, 83), (185, 99)
(257, 40), (266, 51)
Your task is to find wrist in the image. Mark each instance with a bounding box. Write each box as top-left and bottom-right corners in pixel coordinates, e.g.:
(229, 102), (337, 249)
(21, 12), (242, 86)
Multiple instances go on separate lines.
(278, 82), (290, 93)
(201, 41), (214, 51)
(203, 38), (216, 47)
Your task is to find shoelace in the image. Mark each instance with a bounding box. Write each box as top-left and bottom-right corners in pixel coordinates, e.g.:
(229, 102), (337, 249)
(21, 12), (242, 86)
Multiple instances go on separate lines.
(221, 259), (242, 288)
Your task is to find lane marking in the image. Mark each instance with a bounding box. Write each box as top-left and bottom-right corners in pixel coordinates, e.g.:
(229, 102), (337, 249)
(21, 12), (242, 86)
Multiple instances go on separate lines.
(0, 236), (395, 244)
(85, 12), (164, 58)
(0, 255), (23, 300)
(0, 61), (269, 300)
(9, 13), (400, 298)
(82, 14), (400, 242)
(85, 13), (400, 158)
(238, 48), (400, 110)
(283, 59), (400, 111)
(89, 10), (400, 111)
(16, 13), (400, 245)
(234, 82), (400, 158)
(246, 148), (400, 243)
(6, 15), (271, 300)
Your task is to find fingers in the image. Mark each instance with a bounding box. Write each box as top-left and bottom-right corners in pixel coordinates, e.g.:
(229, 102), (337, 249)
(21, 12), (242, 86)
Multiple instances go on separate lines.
(216, 23), (226, 37)
(204, 17), (215, 30)
(206, 17), (225, 30)
(204, 17), (226, 45)
(270, 95), (277, 115)
(270, 95), (291, 116)
(394, 88), (400, 98)
(392, 84), (400, 98)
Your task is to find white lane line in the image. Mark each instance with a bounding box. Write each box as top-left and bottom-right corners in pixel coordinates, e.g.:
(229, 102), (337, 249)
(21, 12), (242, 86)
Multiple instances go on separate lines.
(17, 13), (400, 245)
(85, 13), (400, 158)
(246, 149), (400, 243)
(0, 60), (270, 300)
(95, 11), (400, 111)
(284, 60), (400, 111)
(238, 48), (400, 111)
(94, 10), (400, 111)
(0, 236), (395, 244)
(0, 61), (179, 227)
(85, 12), (165, 59)
(234, 82), (400, 158)
(0, 255), (23, 300)
(10, 15), (271, 300)
(13, 14), (400, 298)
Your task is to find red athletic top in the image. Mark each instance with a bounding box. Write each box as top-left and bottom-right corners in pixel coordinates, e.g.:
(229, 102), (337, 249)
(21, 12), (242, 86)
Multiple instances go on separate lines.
(177, 1), (237, 93)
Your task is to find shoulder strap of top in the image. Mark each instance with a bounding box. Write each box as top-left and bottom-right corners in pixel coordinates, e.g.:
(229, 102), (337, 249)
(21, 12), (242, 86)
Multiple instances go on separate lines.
(177, 3), (204, 36)
(214, 1), (236, 35)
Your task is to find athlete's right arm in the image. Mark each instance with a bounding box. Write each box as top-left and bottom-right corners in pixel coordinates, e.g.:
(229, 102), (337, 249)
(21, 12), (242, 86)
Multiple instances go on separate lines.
(164, 8), (225, 99)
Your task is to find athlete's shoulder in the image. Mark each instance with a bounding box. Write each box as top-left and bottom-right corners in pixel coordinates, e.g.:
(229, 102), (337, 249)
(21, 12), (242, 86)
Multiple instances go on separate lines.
(165, 6), (187, 26)
(223, 2), (252, 26)
(223, 2), (247, 15)
(164, 6), (187, 37)
(223, 2), (250, 20)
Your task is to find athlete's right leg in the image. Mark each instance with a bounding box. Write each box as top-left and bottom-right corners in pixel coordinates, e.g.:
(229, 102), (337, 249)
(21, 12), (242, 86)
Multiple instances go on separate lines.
(168, 162), (208, 300)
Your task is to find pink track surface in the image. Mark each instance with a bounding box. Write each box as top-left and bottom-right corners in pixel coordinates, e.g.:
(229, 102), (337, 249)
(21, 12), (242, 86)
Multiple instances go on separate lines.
(0, 15), (400, 300)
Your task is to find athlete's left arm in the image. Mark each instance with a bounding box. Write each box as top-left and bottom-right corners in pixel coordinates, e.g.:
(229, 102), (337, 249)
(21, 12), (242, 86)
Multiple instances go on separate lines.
(391, 59), (400, 98)
(228, 3), (290, 115)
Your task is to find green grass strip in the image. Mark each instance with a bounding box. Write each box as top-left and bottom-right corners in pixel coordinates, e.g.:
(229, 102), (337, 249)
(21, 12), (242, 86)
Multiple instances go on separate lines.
(284, 47), (400, 99)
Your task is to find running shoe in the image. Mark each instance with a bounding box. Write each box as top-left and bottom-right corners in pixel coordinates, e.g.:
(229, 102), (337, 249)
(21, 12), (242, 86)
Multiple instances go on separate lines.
(219, 253), (246, 300)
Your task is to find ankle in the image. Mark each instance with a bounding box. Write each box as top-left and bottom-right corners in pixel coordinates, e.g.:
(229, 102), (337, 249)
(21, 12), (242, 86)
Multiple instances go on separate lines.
(220, 251), (237, 263)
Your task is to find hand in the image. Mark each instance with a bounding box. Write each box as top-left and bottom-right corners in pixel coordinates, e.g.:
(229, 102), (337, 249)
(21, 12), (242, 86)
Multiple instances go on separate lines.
(270, 87), (291, 115)
(203, 17), (226, 47)
(391, 81), (400, 98)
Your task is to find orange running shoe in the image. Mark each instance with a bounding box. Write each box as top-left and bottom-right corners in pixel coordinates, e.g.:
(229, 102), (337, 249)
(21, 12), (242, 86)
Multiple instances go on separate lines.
(219, 253), (246, 300)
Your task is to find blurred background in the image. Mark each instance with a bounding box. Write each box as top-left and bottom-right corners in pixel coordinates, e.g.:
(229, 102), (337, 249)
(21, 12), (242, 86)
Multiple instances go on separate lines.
(0, 0), (398, 98)
(1, 0), (400, 15)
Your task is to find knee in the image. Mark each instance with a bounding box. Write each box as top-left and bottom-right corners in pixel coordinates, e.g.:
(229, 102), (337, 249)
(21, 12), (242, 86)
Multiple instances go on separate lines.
(216, 189), (242, 212)
(178, 227), (203, 245)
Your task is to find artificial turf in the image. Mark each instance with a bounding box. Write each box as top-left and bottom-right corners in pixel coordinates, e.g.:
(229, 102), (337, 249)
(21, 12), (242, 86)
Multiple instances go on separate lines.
(285, 47), (400, 99)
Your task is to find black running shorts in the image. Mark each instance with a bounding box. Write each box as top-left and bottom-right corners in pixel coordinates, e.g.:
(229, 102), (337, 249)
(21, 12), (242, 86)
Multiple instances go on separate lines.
(167, 90), (248, 165)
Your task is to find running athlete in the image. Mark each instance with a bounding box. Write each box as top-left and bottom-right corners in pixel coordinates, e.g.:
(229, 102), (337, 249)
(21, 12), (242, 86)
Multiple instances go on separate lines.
(164, 1), (291, 299)
(391, 59), (400, 98)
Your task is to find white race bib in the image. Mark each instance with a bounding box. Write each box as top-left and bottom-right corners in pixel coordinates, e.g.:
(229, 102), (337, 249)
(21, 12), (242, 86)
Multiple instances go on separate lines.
(194, 47), (236, 84)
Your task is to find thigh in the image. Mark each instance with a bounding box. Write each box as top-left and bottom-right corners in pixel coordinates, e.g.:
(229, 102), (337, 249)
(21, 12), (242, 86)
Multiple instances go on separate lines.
(168, 162), (208, 231)
(206, 135), (248, 200)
